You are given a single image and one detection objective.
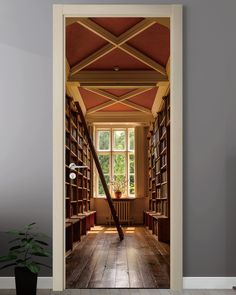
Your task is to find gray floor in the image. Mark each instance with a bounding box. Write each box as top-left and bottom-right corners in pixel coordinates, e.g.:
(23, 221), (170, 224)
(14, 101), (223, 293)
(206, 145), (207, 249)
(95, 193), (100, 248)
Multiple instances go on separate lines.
(1, 290), (236, 295)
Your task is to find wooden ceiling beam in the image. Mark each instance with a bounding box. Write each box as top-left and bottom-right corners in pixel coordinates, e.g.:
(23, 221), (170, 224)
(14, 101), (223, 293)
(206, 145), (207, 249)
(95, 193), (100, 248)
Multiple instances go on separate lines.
(87, 101), (117, 114)
(69, 70), (168, 85)
(83, 88), (118, 102)
(120, 100), (151, 113)
(120, 44), (166, 76)
(117, 87), (153, 102)
(86, 111), (154, 123)
(70, 44), (115, 76)
(117, 18), (157, 45)
(76, 18), (117, 45)
(86, 87), (153, 114)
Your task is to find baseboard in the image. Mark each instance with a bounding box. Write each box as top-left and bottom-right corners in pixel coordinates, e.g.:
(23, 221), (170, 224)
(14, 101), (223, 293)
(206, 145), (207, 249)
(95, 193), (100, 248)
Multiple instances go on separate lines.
(1, 276), (236, 289)
(183, 277), (236, 289)
(0, 277), (52, 289)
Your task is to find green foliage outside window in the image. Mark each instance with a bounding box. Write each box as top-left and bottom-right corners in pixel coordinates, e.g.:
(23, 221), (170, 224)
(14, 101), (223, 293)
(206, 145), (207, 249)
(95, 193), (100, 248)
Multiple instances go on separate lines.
(114, 130), (125, 150)
(98, 131), (110, 150)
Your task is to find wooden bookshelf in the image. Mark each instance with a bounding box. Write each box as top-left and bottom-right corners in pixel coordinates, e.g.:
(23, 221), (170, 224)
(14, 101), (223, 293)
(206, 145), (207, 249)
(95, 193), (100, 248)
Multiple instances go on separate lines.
(65, 96), (96, 255)
(145, 94), (170, 243)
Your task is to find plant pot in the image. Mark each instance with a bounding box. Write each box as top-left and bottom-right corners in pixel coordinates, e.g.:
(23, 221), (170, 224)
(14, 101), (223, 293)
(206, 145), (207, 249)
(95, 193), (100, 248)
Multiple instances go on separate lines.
(15, 267), (38, 295)
(115, 191), (122, 199)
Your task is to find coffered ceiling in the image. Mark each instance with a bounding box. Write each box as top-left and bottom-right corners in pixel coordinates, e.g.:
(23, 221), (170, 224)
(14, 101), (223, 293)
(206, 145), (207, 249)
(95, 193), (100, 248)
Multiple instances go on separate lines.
(66, 17), (170, 118)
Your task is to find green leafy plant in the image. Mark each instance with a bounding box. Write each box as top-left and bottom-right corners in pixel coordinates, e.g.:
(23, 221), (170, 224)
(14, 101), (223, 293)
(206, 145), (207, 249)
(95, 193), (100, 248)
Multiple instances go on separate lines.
(0, 222), (51, 274)
(110, 176), (127, 193)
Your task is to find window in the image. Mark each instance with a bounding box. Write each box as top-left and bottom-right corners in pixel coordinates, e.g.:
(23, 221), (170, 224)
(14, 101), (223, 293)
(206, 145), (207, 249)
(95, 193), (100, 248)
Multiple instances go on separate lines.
(95, 127), (135, 197)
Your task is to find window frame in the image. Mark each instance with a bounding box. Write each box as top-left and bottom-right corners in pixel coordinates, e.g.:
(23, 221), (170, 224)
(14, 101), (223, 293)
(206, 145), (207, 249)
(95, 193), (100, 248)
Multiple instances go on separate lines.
(94, 125), (135, 198)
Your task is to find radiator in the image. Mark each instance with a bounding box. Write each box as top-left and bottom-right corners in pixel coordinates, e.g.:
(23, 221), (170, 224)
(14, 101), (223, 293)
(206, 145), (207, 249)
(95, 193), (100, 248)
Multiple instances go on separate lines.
(109, 201), (131, 225)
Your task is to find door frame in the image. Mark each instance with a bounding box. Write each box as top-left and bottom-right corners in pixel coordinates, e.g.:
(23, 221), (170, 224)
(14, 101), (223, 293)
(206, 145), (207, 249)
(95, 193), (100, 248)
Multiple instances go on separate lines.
(53, 4), (183, 291)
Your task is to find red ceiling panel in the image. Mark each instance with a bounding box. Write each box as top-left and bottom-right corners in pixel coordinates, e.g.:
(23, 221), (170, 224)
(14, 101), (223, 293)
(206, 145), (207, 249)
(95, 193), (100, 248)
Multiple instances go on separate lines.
(90, 17), (144, 36)
(127, 87), (158, 109)
(79, 87), (110, 109)
(66, 23), (107, 67)
(84, 48), (151, 70)
(100, 103), (138, 112)
(102, 89), (136, 97)
(128, 23), (170, 66)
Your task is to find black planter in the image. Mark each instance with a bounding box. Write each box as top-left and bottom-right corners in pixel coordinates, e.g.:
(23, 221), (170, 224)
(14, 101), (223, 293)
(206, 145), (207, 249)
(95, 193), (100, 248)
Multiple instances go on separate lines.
(14, 267), (38, 295)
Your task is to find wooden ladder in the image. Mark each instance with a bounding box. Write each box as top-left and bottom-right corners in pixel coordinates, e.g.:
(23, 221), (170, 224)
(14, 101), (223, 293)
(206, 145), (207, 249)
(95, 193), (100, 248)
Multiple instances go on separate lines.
(75, 101), (124, 241)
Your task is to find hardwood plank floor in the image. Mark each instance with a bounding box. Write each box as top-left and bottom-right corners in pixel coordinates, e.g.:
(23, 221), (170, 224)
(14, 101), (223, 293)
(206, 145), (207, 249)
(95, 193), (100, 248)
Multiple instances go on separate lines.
(66, 226), (170, 289)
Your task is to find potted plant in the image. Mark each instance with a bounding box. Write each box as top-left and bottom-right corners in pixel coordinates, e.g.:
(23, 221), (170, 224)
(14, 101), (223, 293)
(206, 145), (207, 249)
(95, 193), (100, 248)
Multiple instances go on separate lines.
(0, 222), (51, 295)
(110, 177), (127, 198)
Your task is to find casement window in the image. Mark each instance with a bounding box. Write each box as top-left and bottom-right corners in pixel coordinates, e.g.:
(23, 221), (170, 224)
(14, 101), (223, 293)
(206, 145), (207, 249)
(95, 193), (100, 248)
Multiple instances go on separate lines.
(94, 127), (135, 197)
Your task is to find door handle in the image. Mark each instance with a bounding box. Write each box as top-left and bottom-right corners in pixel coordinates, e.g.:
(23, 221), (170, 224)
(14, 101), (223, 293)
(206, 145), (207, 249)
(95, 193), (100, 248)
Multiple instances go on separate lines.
(69, 163), (88, 170)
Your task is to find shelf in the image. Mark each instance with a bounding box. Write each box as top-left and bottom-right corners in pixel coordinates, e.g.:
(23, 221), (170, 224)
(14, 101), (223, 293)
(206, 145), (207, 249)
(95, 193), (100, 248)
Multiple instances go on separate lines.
(161, 164), (167, 170)
(160, 116), (166, 126)
(160, 132), (167, 141)
(65, 95), (94, 253)
(70, 150), (77, 158)
(148, 94), (170, 225)
(71, 120), (77, 129)
(70, 135), (77, 143)
(160, 147), (167, 155)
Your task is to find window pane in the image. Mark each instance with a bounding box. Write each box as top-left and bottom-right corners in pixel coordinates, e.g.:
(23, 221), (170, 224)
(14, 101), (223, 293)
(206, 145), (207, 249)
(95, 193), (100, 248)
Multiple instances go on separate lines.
(98, 175), (110, 195)
(98, 131), (110, 150)
(113, 154), (125, 175)
(113, 130), (125, 150)
(129, 153), (135, 174)
(129, 174), (135, 195)
(128, 128), (135, 151)
(98, 154), (110, 174)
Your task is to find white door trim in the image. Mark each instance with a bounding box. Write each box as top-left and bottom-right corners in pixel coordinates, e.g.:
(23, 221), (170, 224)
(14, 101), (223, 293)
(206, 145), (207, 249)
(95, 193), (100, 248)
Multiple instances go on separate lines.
(53, 4), (183, 291)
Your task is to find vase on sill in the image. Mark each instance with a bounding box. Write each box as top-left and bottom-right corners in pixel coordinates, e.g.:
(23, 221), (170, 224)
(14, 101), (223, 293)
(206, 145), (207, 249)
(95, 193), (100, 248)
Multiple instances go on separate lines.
(115, 191), (122, 199)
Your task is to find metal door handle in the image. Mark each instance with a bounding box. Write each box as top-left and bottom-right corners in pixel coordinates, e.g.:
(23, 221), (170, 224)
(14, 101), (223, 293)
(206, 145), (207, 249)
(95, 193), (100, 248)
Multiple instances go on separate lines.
(69, 163), (88, 170)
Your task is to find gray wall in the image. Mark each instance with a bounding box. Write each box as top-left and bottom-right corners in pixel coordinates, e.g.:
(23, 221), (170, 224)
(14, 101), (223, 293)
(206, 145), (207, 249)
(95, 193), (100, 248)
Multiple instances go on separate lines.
(0, 0), (236, 277)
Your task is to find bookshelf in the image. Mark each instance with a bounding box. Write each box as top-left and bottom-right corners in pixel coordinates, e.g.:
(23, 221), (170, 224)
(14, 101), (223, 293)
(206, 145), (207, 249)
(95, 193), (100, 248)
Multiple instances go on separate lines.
(65, 96), (96, 255)
(145, 94), (170, 243)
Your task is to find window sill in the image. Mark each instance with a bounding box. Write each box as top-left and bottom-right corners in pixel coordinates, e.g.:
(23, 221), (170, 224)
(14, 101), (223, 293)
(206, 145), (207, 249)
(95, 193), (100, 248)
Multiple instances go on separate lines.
(94, 196), (136, 200)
